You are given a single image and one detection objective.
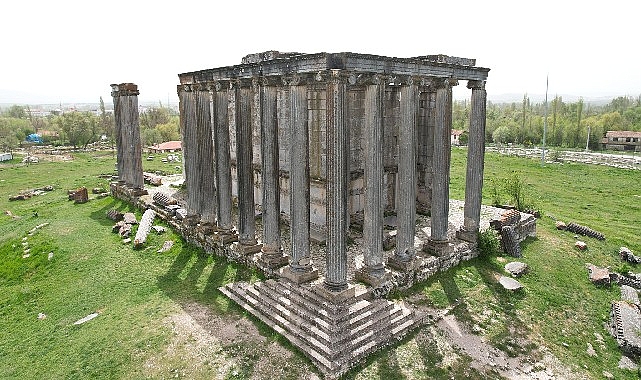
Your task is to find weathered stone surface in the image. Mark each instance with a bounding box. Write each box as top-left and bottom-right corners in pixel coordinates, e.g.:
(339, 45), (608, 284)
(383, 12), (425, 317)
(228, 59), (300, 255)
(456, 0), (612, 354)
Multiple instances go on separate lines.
(575, 241), (587, 250)
(621, 285), (640, 305)
(555, 221), (567, 230)
(133, 209), (156, 248)
(609, 300), (641, 357)
(122, 212), (137, 225)
(586, 263), (610, 285)
(500, 225), (521, 257)
(620, 246), (641, 264)
(618, 355), (639, 371)
(498, 276), (523, 291)
(505, 261), (528, 277)
(106, 209), (124, 221)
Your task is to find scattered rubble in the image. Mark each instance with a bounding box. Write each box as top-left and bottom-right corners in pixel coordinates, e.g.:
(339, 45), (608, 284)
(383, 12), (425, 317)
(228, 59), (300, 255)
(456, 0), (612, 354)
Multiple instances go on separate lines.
(152, 226), (166, 234)
(498, 276), (523, 291)
(92, 187), (107, 194)
(586, 263), (610, 285)
(620, 246), (641, 264)
(122, 213), (138, 225)
(565, 222), (605, 241)
(133, 209), (156, 248)
(68, 187), (88, 203)
(8, 185), (54, 201)
(555, 221), (567, 230)
(575, 241), (588, 250)
(37, 313), (47, 320)
(144, 172), (162, 186)
(106, 209), (124, 221)
(505, 261), (529, 277)
(618, 355), (639, 371)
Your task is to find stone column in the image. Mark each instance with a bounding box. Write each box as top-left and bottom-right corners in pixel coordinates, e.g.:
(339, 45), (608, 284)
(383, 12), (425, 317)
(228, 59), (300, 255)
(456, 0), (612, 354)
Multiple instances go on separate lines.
(357, 76), (387, 284)
(457, 80), (487, 243)
(259, 78), (287, 267)
(389, 78), (418, 269)
(417, 86), (436, 214)
(111, 83), (144, 192)
(194, 86), (217, 225)
(324, 70), (349, 292)
(235, 81), (259, 248)
(429, 78), (458, 248)
(213, 83), (235, 239)
(178, 85), (200, 220)
(281, 76), (318, 283)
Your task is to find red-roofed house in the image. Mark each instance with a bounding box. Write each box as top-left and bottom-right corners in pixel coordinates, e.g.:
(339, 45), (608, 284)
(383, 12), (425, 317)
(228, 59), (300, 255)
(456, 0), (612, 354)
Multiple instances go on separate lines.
(601, 131), (641, 151)
(149, 140), (182, 153)
(451, 129), (466, 146)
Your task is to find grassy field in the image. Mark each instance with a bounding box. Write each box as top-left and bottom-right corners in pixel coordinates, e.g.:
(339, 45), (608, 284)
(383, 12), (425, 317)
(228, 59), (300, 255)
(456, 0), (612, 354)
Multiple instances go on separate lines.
(0, 148), (640, 379)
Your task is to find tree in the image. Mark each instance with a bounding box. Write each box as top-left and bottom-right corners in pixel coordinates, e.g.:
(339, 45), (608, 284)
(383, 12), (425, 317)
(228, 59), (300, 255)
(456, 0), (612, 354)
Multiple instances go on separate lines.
(0, 117), (30, 151)
(99, 96), (115, 146)
(3, 105), (27, 119)
(53, 112), (100, 149)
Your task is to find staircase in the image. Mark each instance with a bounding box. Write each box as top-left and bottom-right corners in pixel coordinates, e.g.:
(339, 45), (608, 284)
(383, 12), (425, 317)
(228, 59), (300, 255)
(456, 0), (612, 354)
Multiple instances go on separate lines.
(219, 279), (422, 378)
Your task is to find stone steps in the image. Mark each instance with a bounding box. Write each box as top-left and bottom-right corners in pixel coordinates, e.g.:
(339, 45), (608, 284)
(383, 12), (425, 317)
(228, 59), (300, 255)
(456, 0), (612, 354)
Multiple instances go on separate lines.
(219, 279), (422, 378)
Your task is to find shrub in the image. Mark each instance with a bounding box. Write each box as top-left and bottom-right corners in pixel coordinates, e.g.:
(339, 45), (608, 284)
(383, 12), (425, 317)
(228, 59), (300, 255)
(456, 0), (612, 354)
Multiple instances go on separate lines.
(478, 229), (501, 257)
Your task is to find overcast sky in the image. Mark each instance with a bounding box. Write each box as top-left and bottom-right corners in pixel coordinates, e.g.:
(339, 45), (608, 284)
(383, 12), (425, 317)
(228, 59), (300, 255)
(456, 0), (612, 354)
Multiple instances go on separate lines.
(1, 0), (639, 105)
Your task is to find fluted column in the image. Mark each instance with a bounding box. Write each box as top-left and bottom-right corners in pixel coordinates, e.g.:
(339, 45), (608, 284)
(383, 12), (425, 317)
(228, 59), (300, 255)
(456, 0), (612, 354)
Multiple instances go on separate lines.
(390, 78), (418, 266)
(194, 86), (216, 224)
(213, 84), (234, 233)
(458, 80), (487, 242)
(324, 70), (349, 291)
(360, 77), (386, 279)
(111, 83), (143, 190)
(260, 78), (286, 265)
(431, 78), (458, 243)
(282, 76), (317, 283)
(235, 82), (257, 245)
(178, 84), (199, 218)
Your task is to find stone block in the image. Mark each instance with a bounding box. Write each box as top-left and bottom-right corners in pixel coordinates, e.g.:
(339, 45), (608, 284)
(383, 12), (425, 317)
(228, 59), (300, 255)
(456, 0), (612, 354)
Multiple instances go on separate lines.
(279, 265), (319, 284)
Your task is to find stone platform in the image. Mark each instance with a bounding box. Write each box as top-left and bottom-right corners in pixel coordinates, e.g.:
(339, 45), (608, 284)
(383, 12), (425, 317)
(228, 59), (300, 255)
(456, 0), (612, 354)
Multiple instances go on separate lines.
(219, 279), (421, 379)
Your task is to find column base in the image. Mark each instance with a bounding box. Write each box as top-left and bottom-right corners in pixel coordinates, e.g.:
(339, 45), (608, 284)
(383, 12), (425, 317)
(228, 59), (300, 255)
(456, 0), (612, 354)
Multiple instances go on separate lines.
(279, 265), (319, 284)
(231, 242), (263, 255)
(355, 267), (392, 287)
(258, 249), (289, 268)
(387, 255), (418, 272)
(197, 223), (218, 236)
(313, 283), (356, 304)
(456, 227), (478, 243)
(129, 187), (148, 197)
(424, 239), (454, 256)
(215, 230), (238, 245)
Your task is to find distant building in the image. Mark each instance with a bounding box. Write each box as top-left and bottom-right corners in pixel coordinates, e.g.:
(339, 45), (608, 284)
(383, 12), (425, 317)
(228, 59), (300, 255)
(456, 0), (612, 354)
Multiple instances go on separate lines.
(149, 140), (182, 153)
(601, 131), (641, 151)
(451, 129), (465, 146)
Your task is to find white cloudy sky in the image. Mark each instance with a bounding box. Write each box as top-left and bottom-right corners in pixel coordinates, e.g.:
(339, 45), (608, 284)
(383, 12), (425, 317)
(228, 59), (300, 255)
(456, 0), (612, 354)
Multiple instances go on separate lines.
(1, 0), (638, 104)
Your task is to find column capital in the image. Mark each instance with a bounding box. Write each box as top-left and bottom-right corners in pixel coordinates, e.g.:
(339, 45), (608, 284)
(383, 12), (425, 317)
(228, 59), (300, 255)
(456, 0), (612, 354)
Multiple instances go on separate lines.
(467, 80), (486, 90)
(207, 81), (224, 92)
(433, 77), (459, 89)
(111, 83), (139, 97)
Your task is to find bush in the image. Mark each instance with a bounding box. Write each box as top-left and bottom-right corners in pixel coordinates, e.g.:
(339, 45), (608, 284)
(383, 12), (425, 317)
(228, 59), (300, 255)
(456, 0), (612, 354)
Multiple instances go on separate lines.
(478, 229), (501, 257)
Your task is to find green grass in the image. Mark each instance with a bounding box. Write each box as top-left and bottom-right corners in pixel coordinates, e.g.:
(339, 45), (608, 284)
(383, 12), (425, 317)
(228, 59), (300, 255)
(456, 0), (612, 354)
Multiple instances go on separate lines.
(1, 148), (640, 379)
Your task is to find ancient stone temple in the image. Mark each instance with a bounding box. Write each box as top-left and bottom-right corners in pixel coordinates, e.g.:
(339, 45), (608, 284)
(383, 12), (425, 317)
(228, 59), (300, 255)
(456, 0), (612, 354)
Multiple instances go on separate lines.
(174, 51), (489, 378)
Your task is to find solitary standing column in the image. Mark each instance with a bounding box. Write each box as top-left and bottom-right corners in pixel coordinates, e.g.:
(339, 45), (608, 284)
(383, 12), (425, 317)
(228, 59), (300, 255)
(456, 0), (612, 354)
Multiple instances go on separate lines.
(213, 83), (236, 240)
(281, 76), (318, 283)
(389, 78), (418, 270)
(323, 70), (349, 292)
(194, 86), (217, 225)
(357, 76), (388, 284)
(429, 78), (458, 250)
(111, 83), (144, 192)
(457, 80), (487, 243)
(259, 79), (287, 267)
(235, 81), (260, 251)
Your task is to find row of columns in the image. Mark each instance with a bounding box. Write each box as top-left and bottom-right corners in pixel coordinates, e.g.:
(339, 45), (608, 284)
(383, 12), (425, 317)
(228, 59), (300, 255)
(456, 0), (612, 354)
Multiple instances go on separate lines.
(111, 83), (144, 190)
(177, 73), (487, 294)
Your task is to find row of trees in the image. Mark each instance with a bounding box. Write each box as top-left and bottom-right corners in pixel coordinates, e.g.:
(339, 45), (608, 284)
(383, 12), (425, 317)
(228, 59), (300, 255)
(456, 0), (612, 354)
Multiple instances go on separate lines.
(0, 100), (179, 151)
(453, 94), (641, 150)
